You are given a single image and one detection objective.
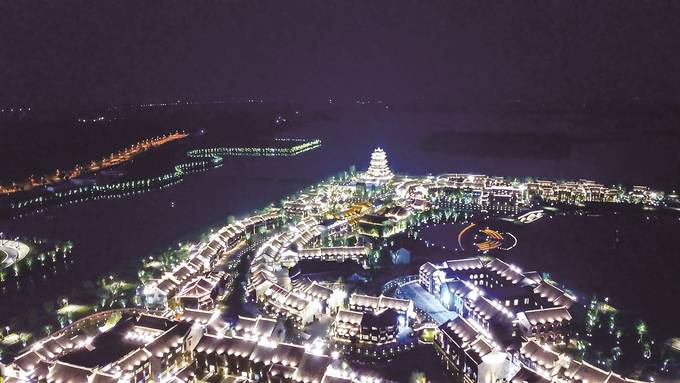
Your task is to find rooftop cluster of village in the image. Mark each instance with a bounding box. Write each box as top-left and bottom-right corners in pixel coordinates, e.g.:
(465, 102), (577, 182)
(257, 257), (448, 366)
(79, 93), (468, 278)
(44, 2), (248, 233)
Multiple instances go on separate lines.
(1, 148), (666, 383)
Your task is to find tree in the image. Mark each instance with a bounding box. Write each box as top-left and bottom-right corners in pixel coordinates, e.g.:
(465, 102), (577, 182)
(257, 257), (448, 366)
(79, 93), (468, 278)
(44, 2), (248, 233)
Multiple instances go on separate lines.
(409, 371), (426, 383)
(635, 320), (647, 343)
(104, 312), (122, 329)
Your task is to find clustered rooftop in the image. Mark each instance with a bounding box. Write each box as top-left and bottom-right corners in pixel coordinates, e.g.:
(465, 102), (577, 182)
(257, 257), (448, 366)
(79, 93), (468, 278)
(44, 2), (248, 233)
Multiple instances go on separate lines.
(394, 173), (663, 209)
(194, 332), (381, 383)
(143, 210), (281, 309)
(3, 149), (668, 383)
(6, 312), (195, 383)
(420, 256), (650, 383)
(249, 216), (377, 326)
(420, 255), (576, 344)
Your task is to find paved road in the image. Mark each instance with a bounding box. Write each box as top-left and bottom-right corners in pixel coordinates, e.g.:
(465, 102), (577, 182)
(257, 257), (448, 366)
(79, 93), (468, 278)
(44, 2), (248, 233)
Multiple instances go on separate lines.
(0, 240), (27, 268)
(400, 281), (457, 325)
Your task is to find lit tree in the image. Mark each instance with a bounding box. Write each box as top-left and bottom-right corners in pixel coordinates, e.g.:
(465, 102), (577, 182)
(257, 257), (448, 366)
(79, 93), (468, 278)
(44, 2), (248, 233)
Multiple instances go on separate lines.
(574, 338), (587, 358)
(642, 342), (651, 359)
(19, 333), (32, 347)
(607, 313), (616, 334)
(409, 371), (427, 383)
(585, 296), (599, 336)
(635, 320), (647, 343)
(370, 250), (381, 265)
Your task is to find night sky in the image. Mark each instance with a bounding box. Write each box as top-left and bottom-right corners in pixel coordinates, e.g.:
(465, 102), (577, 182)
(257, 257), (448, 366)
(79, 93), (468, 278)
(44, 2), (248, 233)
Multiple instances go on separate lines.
(2, 1), (680, 107)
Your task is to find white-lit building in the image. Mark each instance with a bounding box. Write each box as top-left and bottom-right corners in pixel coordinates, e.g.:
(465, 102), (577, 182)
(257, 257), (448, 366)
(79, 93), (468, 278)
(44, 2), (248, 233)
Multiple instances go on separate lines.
(362, 148), (394, 186)
(194, 332), (382, 383)
(332, 308), (400, 347)
(418, 257), (576, 348)
(5, 312), (201, 383)
(143, 210), (281, 308)
(516, 339), (646, 383)
(174, 272), (225, 310)
(435, 317), (510, 383)
(516, 306), (572, 344)
(348, 293), (412, 318)
(297, 246), (369, 264)
(234, 315), (281, 341)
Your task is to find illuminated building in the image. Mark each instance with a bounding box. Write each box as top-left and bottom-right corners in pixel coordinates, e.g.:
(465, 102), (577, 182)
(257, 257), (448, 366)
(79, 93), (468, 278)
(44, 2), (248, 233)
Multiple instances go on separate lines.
(233, 315), (280, 340)
(418, 257), (575, 347)
(332, 308), (400, 346)
(333, 309), (364, 341)
(359, 309), (400, 345)
(283, 196), (323, 219)
(331, 308), (413, 362)
(248, 217), (358, 325)
(362, 148), (394, 186)
(296, 246), (369, 264)
(194, 333), (383, 383)
(176, 308), (230, 336)
(516, 306), (572, 344)
(332, 202), (372, 221)
(257, 283), (324, 325)
(5, 310), (385, 383)
(143, 211), (280, 308)
(348, 293), (412, 318)
(174, 272), (225, 310)
(5, 312), (200, 383)
(354, 206), (409, 238)
(435, 317), (509, 383)
(8, 147), (672, 383)
(517, 340), (647, 383)
(333, 294), (413, 359)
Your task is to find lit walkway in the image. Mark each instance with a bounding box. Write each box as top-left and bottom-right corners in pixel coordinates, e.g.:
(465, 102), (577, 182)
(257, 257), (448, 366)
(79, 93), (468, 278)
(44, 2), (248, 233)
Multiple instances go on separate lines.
(400, 281), (457, 325)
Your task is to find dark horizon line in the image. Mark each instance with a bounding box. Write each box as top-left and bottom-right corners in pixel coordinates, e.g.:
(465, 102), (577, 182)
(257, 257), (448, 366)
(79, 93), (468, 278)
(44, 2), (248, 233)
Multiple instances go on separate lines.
(3, 95), (680, 115)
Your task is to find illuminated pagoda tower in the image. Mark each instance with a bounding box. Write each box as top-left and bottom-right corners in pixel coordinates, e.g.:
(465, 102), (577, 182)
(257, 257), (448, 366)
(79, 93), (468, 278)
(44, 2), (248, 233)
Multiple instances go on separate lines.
(363, 147), (394, 185)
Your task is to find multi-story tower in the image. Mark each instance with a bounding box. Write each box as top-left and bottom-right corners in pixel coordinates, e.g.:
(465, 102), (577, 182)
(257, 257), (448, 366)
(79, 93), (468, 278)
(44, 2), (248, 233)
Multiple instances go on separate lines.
(363, 147), (394, 185)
